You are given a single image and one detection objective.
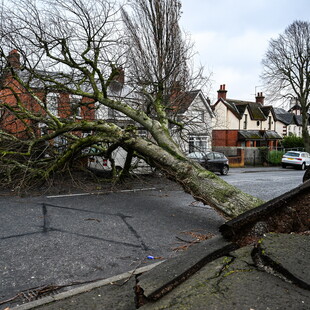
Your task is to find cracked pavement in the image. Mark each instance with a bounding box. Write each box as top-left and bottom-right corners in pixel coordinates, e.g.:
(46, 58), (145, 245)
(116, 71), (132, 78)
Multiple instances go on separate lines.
(138, 233), (310, 310)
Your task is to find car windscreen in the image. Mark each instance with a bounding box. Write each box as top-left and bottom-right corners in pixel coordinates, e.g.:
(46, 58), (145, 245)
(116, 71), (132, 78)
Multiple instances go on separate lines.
(188, 152), (204, 159)
(284, 152), (300, 157)
(214, 153), (224, 159)
(206, 153), (214, 160)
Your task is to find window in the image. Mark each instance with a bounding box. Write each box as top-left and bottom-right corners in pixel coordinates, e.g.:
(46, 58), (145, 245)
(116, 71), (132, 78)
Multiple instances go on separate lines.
(191, 110), (205, 122)
(189, 135), (210, 153)
(54, 136), (67, 153)
(70, 94), (82, 118)
(206, 153), (214, 160)
(191, 110), (204, 122)
(214, 152), (224, 159)
(46, 93), (59, 116)
(243, 114), (248, 129)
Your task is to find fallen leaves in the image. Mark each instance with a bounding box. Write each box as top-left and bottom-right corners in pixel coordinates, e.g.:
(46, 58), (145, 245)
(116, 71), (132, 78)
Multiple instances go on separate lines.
(173, 230), (215, 252)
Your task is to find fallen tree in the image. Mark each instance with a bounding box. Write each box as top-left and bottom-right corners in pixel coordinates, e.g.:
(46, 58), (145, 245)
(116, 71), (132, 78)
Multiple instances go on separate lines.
(0, 0), (263, 218)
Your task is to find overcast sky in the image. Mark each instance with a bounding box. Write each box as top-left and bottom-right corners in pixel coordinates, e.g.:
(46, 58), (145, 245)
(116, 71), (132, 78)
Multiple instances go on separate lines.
(180, 0), (310, 106)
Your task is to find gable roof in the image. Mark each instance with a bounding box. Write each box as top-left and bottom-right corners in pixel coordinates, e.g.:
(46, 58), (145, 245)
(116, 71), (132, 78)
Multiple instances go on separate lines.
(172, 90), (213, 116)
(294, 114), (303, 126)
(212, 98), (242, 119)
(213, 98), (273, 121)
(273, 107), (302, 126)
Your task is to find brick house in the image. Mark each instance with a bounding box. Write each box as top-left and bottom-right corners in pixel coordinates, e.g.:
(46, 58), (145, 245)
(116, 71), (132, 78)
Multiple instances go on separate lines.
(212, 84), (282, 149)
(0, 50), (95, 139)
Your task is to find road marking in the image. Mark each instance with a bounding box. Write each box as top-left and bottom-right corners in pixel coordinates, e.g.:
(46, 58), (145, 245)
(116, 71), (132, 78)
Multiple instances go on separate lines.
(46, 187), (157, 199)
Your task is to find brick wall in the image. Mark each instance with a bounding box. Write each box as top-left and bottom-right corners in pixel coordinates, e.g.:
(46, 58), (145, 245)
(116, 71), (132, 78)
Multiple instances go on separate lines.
(0, 77), (96, 136)
(212, 130), (239, 147)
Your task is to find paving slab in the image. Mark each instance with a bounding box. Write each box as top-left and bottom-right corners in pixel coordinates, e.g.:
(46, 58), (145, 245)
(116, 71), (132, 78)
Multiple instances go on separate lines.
(257, 233), (310, 288)
(136, 236), (237, 303)
(140, 237), (310, 310)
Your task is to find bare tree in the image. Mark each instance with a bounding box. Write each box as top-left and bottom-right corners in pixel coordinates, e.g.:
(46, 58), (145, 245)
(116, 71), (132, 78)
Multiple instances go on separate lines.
(262, 20), (310, 152)
(0, 0), (263, 218)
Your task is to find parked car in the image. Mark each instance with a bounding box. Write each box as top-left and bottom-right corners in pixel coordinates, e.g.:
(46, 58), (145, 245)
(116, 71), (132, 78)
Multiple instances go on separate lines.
(88, 146), (151, 174)
(187, 151), (229, 175)
(281, 151), (310, 170)
(186, 152), (206, 164)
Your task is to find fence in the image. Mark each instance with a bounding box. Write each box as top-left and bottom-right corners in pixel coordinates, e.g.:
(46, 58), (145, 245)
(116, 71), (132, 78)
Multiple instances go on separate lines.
(212, 147), (264, 167)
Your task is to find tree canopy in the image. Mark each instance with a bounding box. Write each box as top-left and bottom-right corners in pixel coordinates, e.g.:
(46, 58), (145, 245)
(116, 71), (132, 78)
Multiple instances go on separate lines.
(262, 20), (310, 152)
(0, 0), (263, 218)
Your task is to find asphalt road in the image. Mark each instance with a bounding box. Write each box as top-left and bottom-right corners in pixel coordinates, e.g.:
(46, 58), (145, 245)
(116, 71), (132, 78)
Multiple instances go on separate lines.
(223, 166), (305, 201)
(0, 187), (223, 307)
(0, 166), (306, 308)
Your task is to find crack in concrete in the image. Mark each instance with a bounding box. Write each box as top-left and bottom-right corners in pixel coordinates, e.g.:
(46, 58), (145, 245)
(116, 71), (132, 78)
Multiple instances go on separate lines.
(207, 255), (237, 297)
(251, 245), (310, 291)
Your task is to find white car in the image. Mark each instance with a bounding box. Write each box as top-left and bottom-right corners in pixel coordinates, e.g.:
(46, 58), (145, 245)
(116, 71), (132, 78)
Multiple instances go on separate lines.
(281, 151), (310, 170)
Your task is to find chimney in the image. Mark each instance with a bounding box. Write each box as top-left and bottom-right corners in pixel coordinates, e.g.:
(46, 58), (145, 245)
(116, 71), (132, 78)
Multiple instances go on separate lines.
(115, 67), (124, 84)
(110, 67), (124, 92)
(7, 49), (21, 70)
(217, 84), (227, 100)
(256, 92), (265, 105)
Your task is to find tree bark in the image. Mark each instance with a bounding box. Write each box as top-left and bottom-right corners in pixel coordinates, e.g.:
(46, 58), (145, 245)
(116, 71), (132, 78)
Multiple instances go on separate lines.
(127, 136), (263, 218)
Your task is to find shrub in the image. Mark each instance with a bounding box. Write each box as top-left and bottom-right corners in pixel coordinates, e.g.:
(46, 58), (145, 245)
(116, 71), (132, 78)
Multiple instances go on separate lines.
(267, 150), (285, 165)
(281, 135), (304, 149)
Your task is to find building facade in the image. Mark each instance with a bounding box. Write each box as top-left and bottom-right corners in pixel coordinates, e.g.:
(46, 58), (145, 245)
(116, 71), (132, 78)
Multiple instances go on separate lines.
(212, 84), (282, 149)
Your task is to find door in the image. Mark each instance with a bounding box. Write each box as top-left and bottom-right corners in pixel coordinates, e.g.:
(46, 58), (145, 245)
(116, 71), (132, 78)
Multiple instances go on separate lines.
(204, 152), (216, 171)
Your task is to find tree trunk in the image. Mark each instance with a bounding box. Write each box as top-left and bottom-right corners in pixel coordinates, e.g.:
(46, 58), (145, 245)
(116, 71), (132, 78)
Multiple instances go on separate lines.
(302, 128), (310, 153)
(127, 136), (263, 218)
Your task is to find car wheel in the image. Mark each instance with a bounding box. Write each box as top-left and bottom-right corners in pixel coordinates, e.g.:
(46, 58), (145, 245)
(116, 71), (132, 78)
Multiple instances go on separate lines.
(115, 166), (122, 172)
(300, 163), (306, 170)
(282, 163), (286, 168)
(220, 165), (229, 175)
